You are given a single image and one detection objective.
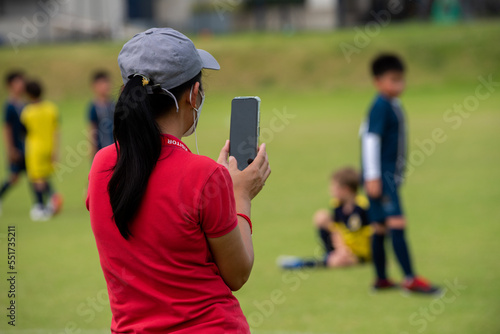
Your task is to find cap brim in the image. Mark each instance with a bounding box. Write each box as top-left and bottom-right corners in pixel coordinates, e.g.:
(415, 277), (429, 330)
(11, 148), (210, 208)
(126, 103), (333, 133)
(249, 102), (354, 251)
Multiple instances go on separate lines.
(198, 49), (220, 70)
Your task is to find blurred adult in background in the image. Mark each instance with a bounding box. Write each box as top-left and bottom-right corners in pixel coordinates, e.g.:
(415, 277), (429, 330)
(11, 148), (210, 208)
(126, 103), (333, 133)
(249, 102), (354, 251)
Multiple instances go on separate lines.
(0, 71), (26, 216)
(88, 70), (115, 158)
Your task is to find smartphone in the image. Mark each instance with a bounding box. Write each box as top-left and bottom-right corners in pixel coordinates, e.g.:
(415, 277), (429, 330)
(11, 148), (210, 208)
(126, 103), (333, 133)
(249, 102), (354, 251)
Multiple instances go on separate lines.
(229, 96), (261, 171)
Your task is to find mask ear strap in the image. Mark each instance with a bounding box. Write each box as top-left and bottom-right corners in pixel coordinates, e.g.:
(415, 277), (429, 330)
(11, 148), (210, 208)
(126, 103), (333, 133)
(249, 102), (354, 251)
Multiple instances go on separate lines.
(194, 109), (199, 155)
(160, 88), (179, 113)
(189, 85), (196, 110)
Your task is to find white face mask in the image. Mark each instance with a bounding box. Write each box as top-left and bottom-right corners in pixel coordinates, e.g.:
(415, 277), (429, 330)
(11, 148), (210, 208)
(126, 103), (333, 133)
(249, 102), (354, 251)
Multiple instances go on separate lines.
(183, 85), (204, 137)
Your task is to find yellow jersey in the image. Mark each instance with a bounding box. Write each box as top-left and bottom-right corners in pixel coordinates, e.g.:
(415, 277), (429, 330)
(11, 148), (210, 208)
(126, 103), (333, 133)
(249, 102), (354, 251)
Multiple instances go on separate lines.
(21, 100), (59, 180)
(329, 195), (372, 261)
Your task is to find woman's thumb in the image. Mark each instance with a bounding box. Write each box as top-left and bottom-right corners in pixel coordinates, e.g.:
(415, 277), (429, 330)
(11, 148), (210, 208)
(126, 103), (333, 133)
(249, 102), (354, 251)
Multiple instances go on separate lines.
(228, 156), (238, 170)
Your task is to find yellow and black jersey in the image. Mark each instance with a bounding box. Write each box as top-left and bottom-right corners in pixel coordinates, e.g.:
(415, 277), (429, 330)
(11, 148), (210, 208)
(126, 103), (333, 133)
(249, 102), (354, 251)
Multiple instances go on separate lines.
(329, 196), (372, 261)
(21, 100), (59, 180)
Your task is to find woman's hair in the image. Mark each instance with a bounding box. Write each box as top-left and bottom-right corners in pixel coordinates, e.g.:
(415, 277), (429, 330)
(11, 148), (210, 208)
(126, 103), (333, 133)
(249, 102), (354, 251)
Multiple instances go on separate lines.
(108, 72), (202, 239)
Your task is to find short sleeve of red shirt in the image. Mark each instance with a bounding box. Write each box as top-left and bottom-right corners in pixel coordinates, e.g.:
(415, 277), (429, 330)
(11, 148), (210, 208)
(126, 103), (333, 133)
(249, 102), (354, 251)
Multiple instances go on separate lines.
(199, 165), (238, 238)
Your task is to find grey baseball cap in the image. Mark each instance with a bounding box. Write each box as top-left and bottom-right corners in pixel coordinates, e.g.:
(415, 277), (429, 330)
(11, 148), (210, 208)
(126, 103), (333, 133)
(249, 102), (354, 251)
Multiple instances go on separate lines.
(118, 27), (220, 91)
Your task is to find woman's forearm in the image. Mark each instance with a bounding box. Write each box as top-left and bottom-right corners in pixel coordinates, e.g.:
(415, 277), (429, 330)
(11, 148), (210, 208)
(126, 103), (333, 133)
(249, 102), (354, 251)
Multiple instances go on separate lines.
(235, 195), (254, 270)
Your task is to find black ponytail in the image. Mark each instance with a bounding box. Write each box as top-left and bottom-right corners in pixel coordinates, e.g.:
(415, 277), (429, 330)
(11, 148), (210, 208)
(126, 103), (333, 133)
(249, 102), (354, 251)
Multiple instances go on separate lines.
(108, 73), (202, 239)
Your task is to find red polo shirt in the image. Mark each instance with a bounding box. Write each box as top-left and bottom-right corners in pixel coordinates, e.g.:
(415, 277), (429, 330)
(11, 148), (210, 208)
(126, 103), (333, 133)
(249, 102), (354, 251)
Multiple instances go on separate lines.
(86, 134), (249, 333)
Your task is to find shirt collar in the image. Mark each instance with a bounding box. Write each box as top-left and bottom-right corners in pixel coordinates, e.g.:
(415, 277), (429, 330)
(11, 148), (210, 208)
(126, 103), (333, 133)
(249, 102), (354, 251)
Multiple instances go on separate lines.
(161, 134), (191, 153)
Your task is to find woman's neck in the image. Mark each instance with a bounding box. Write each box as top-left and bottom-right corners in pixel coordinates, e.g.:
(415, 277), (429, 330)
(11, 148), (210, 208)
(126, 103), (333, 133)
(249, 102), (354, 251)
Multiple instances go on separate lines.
(156, 114), (184, 140)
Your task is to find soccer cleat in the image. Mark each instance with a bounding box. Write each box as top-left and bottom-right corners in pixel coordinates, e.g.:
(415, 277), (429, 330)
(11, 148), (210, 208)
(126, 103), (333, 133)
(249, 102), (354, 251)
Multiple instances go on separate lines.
(277, 255), (325, 269)
(401, 276), (441, 295)
(30, 204), (50, 222)
(277, 255), (306, 269)
(372, 278), (397, 291)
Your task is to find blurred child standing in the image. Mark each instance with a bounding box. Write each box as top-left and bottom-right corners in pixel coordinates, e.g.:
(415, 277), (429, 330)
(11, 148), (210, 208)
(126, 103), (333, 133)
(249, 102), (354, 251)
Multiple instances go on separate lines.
(360, 54), (439, 293)
(0, 71), (26, 215)
(88, 70), (114, 158)
(21, 81), (62, 221)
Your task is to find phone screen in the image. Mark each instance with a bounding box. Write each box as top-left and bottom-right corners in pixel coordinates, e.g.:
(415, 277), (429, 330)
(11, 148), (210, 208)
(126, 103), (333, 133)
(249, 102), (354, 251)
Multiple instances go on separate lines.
(229, 97), (261, 171)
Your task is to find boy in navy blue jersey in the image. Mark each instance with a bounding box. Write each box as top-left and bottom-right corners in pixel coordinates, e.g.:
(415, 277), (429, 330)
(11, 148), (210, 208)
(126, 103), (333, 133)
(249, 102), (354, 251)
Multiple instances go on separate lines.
(0, 71), (26, 215)
(361, 54), (439, 294)
(88, 70), (115, 158)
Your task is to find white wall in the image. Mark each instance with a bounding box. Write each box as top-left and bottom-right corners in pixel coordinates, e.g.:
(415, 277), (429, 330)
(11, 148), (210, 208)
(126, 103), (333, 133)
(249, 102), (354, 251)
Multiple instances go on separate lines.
(0, 0), (127, 47)
(305, 0), (338, 29)
(155, 0), (194, 30)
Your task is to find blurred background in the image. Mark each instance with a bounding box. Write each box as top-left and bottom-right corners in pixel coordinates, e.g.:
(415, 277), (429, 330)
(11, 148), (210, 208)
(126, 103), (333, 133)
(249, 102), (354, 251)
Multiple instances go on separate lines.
(0, 0), (500, 44)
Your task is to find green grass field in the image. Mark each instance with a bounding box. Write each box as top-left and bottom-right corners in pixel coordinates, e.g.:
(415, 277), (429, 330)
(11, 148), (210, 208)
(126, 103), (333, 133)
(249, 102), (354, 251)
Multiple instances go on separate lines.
(0, 21), (499, 334)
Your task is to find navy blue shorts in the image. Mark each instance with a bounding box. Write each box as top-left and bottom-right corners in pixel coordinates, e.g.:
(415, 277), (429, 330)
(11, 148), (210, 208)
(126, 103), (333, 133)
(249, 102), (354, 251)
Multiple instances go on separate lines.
(367, 177), (403, 224)
(9, 156), (26, 174)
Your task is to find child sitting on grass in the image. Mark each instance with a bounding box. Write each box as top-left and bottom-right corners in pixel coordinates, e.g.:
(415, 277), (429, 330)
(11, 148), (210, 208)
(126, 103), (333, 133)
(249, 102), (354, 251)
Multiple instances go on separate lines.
(278, 167), (372, 269)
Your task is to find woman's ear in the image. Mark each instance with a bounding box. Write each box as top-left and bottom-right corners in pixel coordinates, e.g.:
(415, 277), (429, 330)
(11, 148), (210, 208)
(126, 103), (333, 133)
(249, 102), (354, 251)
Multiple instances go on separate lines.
(187, 82), (200, 108)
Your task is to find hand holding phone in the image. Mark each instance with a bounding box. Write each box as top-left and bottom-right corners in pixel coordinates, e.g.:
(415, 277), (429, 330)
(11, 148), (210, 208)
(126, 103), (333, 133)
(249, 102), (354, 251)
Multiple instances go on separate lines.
(217, 141), (271, 202)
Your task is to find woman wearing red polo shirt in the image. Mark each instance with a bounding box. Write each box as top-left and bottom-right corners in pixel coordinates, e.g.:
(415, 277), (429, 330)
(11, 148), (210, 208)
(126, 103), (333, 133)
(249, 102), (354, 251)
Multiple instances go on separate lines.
(86, 28), (271, 333)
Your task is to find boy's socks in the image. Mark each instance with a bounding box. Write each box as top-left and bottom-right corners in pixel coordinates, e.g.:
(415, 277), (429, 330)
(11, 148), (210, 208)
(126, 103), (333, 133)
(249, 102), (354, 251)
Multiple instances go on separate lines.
(319, 228), (335, 253)
(372, 233), (387, 280)
(0, 181), (11, 198)
(303, 258), (327, 268)
(34, 189), (44, 206)
(43, 182), (53, 202)
(390, 228), (414, 278)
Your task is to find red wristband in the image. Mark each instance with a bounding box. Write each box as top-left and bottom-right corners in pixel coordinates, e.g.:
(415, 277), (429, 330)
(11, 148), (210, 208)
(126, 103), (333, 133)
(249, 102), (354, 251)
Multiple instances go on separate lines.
(237, 213), (252, 234)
